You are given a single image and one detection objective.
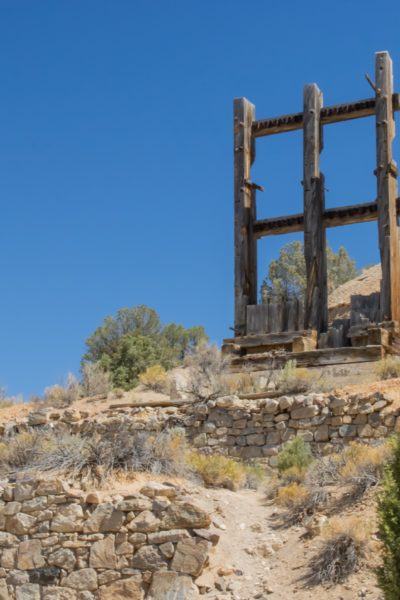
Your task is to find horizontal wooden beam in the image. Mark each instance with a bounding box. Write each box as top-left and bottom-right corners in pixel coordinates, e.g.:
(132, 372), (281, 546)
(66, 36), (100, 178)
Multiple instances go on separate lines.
(252, 93), (400, 138)
(254, 197), (400, 238)
(229, 345), (384, 372)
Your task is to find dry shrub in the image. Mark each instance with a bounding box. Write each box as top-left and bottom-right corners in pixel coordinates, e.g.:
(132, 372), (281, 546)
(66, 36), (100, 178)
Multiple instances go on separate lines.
(44, 374), (81, 408)
(138, 364), (169, 393)
(276, 482), (310, 508)
(81, 361), (112, 397)
(185, 343), (229, 401)
(339, 441), (391, 496)
(375, 356), (400, 380)
(305, 516), (372, 585)
(274, 479), (328, 524)
(187, 452), (247, 490)
(276, 360), (333, 394)
(305, 451), (345, 487)
(0, 426), (189, 483)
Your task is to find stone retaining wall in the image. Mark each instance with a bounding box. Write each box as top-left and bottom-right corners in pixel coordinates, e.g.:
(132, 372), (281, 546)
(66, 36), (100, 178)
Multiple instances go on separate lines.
(3, 382), (400, 469)
(0, 478), (215, 599)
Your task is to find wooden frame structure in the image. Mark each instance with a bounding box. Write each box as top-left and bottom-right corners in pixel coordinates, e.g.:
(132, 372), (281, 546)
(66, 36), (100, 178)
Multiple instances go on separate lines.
(233, 51), (400, 344)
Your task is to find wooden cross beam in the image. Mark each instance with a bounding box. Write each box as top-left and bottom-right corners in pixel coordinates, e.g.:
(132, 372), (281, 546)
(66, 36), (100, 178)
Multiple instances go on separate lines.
(253, 197), (400, 238)
(252, 94), (400, 138)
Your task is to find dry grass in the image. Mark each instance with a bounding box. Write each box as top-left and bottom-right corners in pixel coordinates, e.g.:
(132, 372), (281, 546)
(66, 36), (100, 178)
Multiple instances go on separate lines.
(81, 362), (112, 397)
(339, 441), (392, 496)
(375, 356), (400, 380)
(138, 364), (169, 393)
(304, 516), (372, 585)
(187, 452), (247, 490)
(185, 343), (229, 401)
(276, 360), (333, 394)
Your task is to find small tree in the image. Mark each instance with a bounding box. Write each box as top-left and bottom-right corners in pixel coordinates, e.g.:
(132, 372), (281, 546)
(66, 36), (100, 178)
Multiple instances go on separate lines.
(377, 436), (400, 599)
(261, 241), (358, 301)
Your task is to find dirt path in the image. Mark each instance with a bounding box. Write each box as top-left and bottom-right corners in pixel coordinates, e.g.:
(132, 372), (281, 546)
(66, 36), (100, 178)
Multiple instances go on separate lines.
(195, 487), (381, 600)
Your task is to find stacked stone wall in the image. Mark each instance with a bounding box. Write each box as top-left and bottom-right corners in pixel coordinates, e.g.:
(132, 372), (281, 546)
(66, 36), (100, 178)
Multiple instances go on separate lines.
(0, 478), (215, 599)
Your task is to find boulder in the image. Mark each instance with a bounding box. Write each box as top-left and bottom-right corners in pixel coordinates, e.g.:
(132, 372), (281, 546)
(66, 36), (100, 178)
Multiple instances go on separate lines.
(83, 503), (124, 533)
(171, 538), (209, 576)
(17, 540), (45, 570)
(6, 513), (36, 535)
(127, 510), (160, 533)
(15, 584), (40, 600)
(148, 571), (199, 600)
(48, 548), (76, 571)
(131, 545), (167, 571)
(51, 504), (84, 533)
(42, 588), (77, 600)
(89, 536), (117, 569)
(98, 576), (144, 600)
(162, 501), (211, 530)
(61, 569), (98, 591)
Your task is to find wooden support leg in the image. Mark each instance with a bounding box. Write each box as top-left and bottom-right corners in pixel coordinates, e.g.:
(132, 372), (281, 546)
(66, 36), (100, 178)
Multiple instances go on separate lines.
(303, 84), (328, 333)
(234, 98), (257, 336)
(375, 52), (400, 322)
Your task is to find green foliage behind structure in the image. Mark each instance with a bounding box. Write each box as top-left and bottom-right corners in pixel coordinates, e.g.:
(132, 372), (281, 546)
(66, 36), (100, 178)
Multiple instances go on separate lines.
(83, 305), (207, 390)
(261, 241), (358, 301)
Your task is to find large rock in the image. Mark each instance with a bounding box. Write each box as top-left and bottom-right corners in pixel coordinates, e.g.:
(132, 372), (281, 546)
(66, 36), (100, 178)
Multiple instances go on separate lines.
(291, 406), (319, 419)
(131, 545), (167, 571)
(215, 396), (242, 410)
(51, 504), (84, 533)
(17, 540), (45, 570)
(171, 538), (209, 576)
(147, 529), (190, 544)
(89, 536), (117, 569)
(61, 569), (98, 591)
(98, 577), (144, 600)
(127, 510), (160, 533)
(84, 503), (124, 533)
(6, 513), (36, 535)
(162, 501), (211, 530)
(0, 580), (8, 600)
(140, 482), (177, 499)
(15, 584), (40, 600)
(42, 588), (77, 600)
(148, 571), (199, 600)
(48, 548), (76, 571)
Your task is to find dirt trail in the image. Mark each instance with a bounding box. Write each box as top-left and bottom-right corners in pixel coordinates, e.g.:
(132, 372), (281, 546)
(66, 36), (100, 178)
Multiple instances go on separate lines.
(196, 487), (381, 600)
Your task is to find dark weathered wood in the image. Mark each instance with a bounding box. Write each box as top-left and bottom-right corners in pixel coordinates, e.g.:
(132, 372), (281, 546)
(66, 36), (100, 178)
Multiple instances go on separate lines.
(223, 329), (316, 347)
(109, 399), (191, 409)
(246, 304), (269, 334)
(252, 94), (400, 138)
(303, 84), (328, 334)
(234, 98), (257, 336)
(229, 345), (384, 372)
(254, 197), (400, 238)
(375, 52), (400, 322)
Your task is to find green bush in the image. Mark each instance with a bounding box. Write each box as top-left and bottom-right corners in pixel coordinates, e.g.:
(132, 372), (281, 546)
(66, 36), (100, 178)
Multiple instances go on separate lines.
(83, 305), (207, 390)
(377, 436), (400, 599)
(277, 436), (313, 474)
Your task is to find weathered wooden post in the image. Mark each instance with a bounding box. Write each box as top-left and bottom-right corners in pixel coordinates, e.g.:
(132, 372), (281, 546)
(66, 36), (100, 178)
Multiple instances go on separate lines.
(303, 84), (328, 333)
(234, 98), (257, 336)
(375, 51), (400, 323)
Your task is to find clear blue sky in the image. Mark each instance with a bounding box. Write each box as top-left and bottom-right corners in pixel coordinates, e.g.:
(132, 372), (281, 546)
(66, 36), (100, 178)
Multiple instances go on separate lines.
(0, 1), (399, 398)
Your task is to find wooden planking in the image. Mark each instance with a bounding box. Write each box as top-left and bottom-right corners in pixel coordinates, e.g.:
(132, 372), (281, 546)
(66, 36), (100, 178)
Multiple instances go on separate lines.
(234, 98), (257, 336)
(254, 198), (400, 238)
(229, 345), (384, 372)
(252, 93), (400, 138)
(375, 52), (400, 323)
(223, 329), (316, 348)
(247, 304), (269, 334)
(303, 84), (328, 333)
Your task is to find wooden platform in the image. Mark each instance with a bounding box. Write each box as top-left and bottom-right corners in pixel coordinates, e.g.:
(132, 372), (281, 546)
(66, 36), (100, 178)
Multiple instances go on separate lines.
(228, 345), (385, 373)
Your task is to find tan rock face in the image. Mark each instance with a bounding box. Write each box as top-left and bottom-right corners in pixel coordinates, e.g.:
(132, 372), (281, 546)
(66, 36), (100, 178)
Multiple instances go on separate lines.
(83, 503), (124, 533)
(6, 513), (36, 535)
(42, 587), (77, 600)
(17, 540), (45, 570)
(15, 583), (40, 600)
(131, 545), (168, 571)
(48, 548), (77, 571)
(127, 510), (160, 533)
(98, 577), (144, 600)
(162, 502), (211, 530)
(148, 571), (199, 600)
(61, 568), (98, 591)
(171, 538), (209, 576)
(89, 536), (117, 569)
(51, 504), (84, 533)
(0, 579), (8, 600)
